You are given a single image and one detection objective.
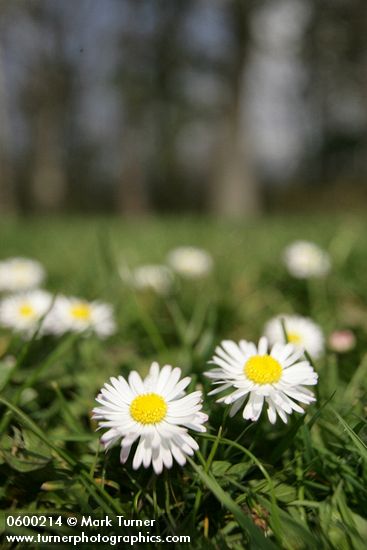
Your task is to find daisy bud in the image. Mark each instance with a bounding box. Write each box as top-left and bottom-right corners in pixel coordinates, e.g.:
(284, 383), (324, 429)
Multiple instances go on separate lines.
(328, 330), (356, 353)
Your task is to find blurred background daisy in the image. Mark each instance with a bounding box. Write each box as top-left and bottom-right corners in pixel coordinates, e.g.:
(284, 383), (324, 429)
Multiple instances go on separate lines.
(0, 257), (45, 293)
(45, 296), (116, 338)
(283, 241), (331, 279)
(167, 246), (213, 279)
(263, 314), (325, 359)
(120, 264), (174, 295)
(0, 289), (53, 337)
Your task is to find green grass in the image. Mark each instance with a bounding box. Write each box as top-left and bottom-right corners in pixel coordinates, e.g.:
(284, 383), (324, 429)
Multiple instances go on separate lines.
(1, 215), (367, 549)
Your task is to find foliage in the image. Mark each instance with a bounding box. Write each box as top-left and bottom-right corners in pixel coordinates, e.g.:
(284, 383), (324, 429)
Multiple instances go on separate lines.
(0, 215), (367, 549)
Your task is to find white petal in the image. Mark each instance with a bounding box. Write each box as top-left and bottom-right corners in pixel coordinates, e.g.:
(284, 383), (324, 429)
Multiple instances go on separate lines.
(120, 444), (133, 464)
(128, 371), (145, 395)
(243, 393), (264, 421)
(160, 367), (182, 398)
(165, 377), (191, 401)
(257, 337), (268, 355)
(229, 397), (246, 417)
(170, 442), (187, 466)
(152, 447), (163, 474)
(132, 438), (146, 470)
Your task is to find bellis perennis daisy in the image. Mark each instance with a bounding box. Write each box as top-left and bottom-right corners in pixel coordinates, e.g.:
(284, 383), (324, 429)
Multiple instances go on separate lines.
(0, 257), (45, 292)
(205, 337), (318, 424)
(283, 240), (331, 279)
(120, 264), (173, 295)
(167, 246), (213, 279)
(0, 290), (53, 337)
(264, 314), (324, 359)
(46, 296), (116, 338)
(93, 363), (208, 474)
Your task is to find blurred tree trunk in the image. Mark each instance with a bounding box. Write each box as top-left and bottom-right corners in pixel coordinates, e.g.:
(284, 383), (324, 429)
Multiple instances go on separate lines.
(209, 1), (261, 218)
(210, 97), (260, 218)
(0, 45), (16, 214)
(30, 109), (67, 211)
(117, 127), (150, 215)
(16, 3), (72, 214)
(115, 0), (190, 215)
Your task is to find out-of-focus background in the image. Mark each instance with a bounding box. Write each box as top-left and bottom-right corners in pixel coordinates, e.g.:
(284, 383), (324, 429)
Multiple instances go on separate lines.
(0, 0), (367, 217)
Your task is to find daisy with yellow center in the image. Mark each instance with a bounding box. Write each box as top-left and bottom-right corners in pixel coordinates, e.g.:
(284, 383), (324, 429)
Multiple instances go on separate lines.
(263, 314), (324, 359)
(93, 362), (208, 474)
(0, 290), (53, 337)
(205, 337), (318, 424)
(18, 303), (36, 318)
(45, 296), (116, 338)
(70, 303), (92, 321)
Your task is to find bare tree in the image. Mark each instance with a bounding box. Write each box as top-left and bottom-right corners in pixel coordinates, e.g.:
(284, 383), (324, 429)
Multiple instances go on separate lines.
(0, 40), (16, 213)
(209, 0), (261, 218)
(15, 3), (75, 213)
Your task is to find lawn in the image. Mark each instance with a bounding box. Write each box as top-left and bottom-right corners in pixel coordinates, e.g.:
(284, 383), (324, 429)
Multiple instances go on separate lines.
(1, 214), (367, 549)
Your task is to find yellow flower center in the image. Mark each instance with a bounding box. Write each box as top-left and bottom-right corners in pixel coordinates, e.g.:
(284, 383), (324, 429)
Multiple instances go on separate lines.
(19, 304), (35, 318)
(70, 303), (91, 321)
(287, 331), (302, 344)
(130, 393), (167, 424)
(244, 355), (282, 384)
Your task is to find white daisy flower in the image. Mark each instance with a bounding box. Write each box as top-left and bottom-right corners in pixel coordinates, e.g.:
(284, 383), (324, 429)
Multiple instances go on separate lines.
(167, 246), (213, 279)
(263, 314), (324, 359)
(0, 257), (46, 292)
(0, 290), (53, 337)
(120, 264), (173, 295)
(283, 241), (331, 278)
(205, 337), (318, 424)
(93, 362), (208, 474)
(46, 296), (116, 338)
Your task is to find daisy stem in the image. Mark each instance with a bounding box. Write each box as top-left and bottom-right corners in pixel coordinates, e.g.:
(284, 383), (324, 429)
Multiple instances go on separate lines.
(164, 473), (176, 529)
(192, 488), (203, 527)
(124, 470), (156, 509)
(306, 277), (329, 326)
(223, 424), (254, 459)
(280, 317), (290, 343)
(165, 299), (194, 367)
(296, 450), (306, 522)
(152, 476), (159, 516)
(165, 299), (188, 344)
(191, 424), (225, 528)
(187, 294), (210, 346)
(205, 425), (223, 473)
(133, 489), (143, 514)
(132, 293), (167, 354)
(101, 457), (107, 491)
(191, 449), (207, 525)
(90, 440), (101, 478)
